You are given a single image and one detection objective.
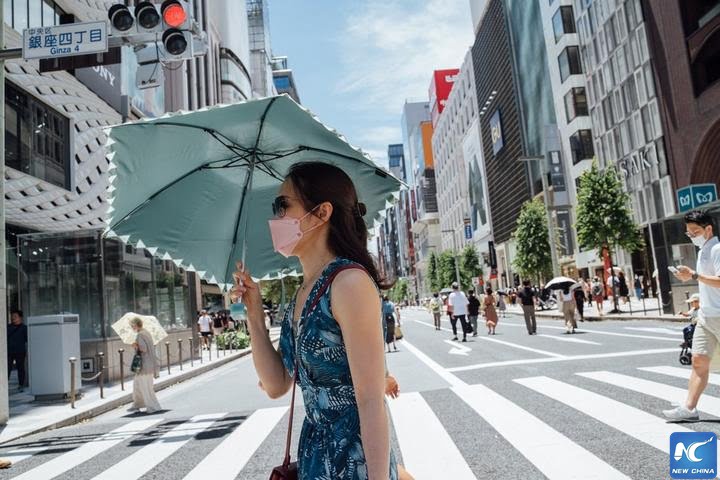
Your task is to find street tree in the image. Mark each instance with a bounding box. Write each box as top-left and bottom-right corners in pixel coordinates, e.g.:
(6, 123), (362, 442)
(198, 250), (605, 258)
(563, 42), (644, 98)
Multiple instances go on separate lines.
(260, 276), (301, 307)
(438, 250), (458, 289)
(512, 199), (553, 284)
(575, 161), (644, 312)
(460, 245), (482, 290)
(428, 251), (441, 293)
(388, 278), (409, 304)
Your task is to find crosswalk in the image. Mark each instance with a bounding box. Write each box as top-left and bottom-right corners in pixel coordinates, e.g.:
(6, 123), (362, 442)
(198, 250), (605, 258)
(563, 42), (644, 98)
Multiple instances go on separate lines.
(1, 365), (718, 480)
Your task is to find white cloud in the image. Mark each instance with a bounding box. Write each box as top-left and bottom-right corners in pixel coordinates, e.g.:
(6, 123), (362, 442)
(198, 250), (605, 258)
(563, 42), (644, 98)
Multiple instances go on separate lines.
(336, 0), (474, 115)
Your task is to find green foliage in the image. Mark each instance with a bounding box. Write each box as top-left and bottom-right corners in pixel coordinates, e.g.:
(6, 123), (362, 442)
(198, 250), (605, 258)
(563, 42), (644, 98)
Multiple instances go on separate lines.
(428, 251), (441, 293)
(512, 198), (553, 282)
(215, 330), (250, 350)
(260, 277), (301, 306)
(575, 161), (644, 257)
(459, 246), (482, 289)
(388, 278), (410, 303)
(437, 250), (458, 289)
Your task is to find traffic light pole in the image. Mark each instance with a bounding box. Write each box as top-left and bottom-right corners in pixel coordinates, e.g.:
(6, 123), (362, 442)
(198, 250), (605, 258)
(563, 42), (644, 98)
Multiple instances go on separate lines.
(0, 0), (10, 425)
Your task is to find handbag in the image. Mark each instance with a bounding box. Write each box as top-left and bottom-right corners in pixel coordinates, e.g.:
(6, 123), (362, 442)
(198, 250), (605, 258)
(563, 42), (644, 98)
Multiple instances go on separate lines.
(394, 324), (404, 340)
(130, 352), (143, 373)
(269, 263), (367, 480)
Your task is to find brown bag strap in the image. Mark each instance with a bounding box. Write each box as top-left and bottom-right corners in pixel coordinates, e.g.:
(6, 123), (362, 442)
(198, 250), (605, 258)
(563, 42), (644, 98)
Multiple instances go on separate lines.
(282, 263), (368, 466)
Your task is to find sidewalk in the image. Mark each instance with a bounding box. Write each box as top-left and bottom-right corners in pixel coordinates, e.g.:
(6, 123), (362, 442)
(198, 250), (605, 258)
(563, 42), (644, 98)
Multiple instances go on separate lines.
(0, 329), (280, 446)
(505, 297), (685, 323)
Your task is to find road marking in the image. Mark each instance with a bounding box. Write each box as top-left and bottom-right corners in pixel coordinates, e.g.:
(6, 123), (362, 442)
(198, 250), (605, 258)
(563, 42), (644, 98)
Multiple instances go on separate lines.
(624, 327), (683, 335)
(0, 446), (48, 465)
(182, 407), (288, 480)
(12, 418), (163, 480)
(577, 371), (720, 417)
(515, 376), (693, 453)
(444, 339), (471, 356)
(638, 365), (720, 386)
(454, 383), (630, 479)
(414, 319), (566, 358)
(401, 339), (466, 388)
(93, 413), (225, 480)
(388, 392), (475, 479)
(447, 348), (678, 372)
(536, 334), (601, 345)
(501, 321), (681, 342)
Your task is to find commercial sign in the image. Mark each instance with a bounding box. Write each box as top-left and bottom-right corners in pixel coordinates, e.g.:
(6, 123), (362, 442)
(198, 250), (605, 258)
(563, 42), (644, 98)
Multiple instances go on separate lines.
(488, 241), (497, 269)
(677, 184), (718, 212)
(556, 209), (575, 257)
(617, 148), (657, 179)
(23, 21), (108, 60)
(429, 68), (460, 127)
(490, 110), (504, 155)
(75, 63), (123, 112)
(464, 218), (472, 240)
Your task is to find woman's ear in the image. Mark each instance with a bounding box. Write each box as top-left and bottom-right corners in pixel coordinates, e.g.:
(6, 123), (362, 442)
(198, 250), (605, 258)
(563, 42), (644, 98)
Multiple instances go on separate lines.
(318, 201), (333, 222)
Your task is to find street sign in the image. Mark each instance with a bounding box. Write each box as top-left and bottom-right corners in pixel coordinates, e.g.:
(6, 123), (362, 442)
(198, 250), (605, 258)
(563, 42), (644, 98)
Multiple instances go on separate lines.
(23, 21), (108, 60)
(472, 277), (480, 286)
(677, 183), (718, 213)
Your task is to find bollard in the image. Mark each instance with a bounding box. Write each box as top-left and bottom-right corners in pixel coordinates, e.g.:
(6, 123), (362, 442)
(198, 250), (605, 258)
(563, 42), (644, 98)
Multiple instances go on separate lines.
(685, 291), (690, 300)
(627, 295), (633, 314)
(216, 337), (220, 360)
(199, 337), (203, 364)
(118, 349), (125, 391)
(657, 294), (662, 315)
(69, 357), (77, 408)
(189, 338), (194, 367)
(98, 352), (105, 399)
(178, 339), (183, 371)
(165, 342), (171, 375)
(641, 294), (647, 316)
(222, 336), (226, 357)
(209, 338), (212, 362)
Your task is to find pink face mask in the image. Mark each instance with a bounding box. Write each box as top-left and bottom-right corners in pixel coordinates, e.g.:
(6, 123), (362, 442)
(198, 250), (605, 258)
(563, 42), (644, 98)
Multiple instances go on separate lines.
(268, 207), (324, 258)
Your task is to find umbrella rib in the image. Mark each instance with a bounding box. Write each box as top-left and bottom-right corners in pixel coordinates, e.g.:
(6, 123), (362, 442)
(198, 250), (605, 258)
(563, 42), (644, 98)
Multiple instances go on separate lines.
(145, 121), (250, 158)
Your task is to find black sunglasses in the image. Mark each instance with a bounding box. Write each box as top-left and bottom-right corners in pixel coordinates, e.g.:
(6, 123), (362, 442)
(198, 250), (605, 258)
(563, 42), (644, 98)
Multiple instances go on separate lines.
(272, 196), (298, 218)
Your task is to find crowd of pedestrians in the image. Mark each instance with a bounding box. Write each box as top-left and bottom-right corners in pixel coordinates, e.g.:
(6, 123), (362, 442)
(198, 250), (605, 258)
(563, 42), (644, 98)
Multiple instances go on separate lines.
(196, 309), (242, 350)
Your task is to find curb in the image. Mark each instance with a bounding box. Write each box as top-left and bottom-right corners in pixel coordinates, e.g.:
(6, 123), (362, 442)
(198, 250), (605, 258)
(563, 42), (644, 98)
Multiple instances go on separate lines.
(527, 311), (685, 323)
(0, 340), (277, 446)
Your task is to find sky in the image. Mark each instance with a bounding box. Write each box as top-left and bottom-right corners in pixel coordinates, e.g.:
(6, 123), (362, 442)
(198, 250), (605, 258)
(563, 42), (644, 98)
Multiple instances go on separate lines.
(269, 0), (475, 169)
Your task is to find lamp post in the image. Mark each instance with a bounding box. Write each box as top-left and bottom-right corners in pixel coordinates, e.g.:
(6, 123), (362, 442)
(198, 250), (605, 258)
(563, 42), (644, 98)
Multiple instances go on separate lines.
(441, 230), (462, 287)
(518, 156), (560, 278)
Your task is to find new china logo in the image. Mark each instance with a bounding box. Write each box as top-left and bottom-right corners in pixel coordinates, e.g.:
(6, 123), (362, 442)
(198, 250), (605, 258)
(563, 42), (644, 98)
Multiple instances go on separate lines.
(670, 432), (717, 479)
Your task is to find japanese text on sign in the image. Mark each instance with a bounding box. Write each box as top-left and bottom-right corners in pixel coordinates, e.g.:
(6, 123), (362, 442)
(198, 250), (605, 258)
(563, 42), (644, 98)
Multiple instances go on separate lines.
(23, 21), (108, 60)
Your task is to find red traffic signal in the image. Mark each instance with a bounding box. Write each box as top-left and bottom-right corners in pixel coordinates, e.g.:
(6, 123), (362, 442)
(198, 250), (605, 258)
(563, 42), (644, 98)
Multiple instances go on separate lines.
(161, 0), (188, 28)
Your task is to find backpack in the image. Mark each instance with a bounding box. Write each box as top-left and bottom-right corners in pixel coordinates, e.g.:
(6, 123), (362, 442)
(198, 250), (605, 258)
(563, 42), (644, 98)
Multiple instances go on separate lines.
(592, 283), (602, 296)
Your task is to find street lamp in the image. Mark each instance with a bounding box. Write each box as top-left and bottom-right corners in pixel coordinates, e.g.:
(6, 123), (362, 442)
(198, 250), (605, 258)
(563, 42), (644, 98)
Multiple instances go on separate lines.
(518, 155), (560, 278)
(441, 229), (462, 287)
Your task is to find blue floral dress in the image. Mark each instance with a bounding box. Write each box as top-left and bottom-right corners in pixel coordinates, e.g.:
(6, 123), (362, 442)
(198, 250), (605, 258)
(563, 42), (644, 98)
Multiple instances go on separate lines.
(279, 258), (398, 480)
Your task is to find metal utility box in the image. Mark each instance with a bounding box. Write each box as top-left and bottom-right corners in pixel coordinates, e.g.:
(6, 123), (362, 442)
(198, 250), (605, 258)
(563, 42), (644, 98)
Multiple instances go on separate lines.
(27, 314), (81, 400)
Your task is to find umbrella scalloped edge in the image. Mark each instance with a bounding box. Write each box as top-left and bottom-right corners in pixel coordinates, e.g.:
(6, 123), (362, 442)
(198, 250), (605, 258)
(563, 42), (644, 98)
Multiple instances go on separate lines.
(103, 95), (405, 292)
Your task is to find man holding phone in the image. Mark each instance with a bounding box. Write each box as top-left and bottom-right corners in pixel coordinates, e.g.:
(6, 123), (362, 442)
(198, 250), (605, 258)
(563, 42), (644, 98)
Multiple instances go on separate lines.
(664, 210), (720, 420)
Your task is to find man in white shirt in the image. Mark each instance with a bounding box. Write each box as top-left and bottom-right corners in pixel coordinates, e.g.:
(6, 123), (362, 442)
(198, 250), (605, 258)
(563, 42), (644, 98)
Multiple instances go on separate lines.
(665, 211), (720, 421)
(197, 310), (212, 350)
(447, 282), (471, 342)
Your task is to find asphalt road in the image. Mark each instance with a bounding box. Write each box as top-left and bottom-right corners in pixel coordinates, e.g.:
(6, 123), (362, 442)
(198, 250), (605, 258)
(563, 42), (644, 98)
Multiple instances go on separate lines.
(0, 308), (711, 480)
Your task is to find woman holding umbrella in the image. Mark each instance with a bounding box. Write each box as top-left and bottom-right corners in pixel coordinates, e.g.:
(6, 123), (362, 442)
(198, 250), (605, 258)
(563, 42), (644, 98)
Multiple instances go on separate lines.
(232, 163), (405, 480)
(129, 317), (161, 414)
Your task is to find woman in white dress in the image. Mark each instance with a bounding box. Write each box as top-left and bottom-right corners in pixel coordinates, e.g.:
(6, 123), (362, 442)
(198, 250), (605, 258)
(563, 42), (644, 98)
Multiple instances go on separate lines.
(130, 317), (161, 413)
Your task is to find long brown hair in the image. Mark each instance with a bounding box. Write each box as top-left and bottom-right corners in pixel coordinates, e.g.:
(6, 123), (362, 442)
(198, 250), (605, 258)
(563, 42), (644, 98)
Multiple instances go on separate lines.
(286, 162), (390, 289)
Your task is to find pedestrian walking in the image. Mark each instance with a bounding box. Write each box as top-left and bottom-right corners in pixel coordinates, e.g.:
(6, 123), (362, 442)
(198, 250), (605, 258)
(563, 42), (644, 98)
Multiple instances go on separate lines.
(583, 278), (592, 307)
(574, 283), (586, 322)
(467, 290), (481, 338)
(7, 310), (27, 391)
(129, 317), (161, 414)
(518, 281), (537, 335)
(448, 282), (471, 342)
(497, 290), (507, 318)
(197, 310), (212, 349)
(212, 312), (224, 337)
(383, 296), (399, 352)
(617, 271), (630, 304)
(443, 294), (453, 328)
(483, 287), (498, 335)
(232, 162), (401, 479)
(634, 275), (643, 300)
(591, 277), (604, 316)
(664, 211), (720, 421)
(429, 292), (443, 330)
(560, 288), (577, 334)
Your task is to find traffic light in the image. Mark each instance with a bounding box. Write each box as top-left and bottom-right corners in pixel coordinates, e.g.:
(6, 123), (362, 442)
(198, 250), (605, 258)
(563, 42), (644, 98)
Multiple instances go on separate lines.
(135, 1), (161, 33)
(108, 4), (134, 35)
(160, 0), (192, 60)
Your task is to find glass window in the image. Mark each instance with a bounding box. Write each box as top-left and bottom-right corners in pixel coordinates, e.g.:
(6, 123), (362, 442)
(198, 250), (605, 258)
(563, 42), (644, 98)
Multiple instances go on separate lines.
(558, 46), (583, 82)
(570, 130), (595, 164)
(625, 0), (638, 29)
(14, 0), (29, 31)
(42, 0), (55, 26)
(564, 87), (589, 122)
(603, 96), (614, 129)
(5, 81), (70, 189)
(29, 0), (42, 29)
(553, 6), (577, 43)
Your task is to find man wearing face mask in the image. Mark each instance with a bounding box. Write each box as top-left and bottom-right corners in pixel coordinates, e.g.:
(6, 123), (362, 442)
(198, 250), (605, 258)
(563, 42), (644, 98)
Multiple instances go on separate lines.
(664, 210), (720, 421)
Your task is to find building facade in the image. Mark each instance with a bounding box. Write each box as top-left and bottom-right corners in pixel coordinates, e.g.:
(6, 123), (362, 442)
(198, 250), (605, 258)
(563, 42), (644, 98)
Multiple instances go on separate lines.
(247, 0), (277, 98)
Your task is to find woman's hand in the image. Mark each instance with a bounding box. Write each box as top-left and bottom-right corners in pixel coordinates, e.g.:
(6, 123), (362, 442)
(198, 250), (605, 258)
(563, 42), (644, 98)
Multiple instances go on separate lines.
(132, 342), (139, 350)
(385, 375), (400, 399)
(230, 262), (263, 315)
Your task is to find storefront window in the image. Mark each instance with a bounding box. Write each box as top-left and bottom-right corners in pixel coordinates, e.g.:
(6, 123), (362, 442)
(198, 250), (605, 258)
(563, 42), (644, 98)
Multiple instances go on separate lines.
(19, 230), (193, 340)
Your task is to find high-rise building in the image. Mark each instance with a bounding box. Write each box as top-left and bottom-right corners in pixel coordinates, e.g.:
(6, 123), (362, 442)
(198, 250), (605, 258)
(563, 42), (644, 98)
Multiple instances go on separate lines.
(271, 56), (300, 103)
(573, 0), (673, 295)
(247, 0), (278, 98)
(208, 0), (253, 103)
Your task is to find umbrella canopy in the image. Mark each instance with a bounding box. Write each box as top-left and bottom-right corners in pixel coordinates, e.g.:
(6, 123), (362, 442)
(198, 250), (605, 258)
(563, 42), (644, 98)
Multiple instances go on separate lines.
(104, 95), (404, 290)
(111, 313), (168, 345)
(440, 287), (453, 294)
(545, 276), (581, 291)
(606, 266), (622, 274)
